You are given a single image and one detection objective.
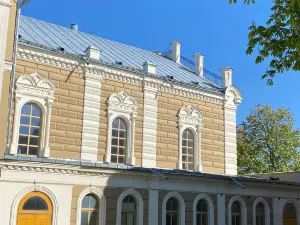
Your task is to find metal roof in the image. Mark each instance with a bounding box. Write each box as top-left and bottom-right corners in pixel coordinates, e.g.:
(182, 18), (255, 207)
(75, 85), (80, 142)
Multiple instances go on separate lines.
(19, 16), (222, 93)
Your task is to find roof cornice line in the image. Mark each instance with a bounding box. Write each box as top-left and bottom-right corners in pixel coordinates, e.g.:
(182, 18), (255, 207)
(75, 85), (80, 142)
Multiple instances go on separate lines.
(17, 44), (224, 105)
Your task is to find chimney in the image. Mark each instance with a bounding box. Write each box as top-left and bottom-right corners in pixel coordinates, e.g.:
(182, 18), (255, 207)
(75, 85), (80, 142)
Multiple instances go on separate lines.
(194, 53), (204, 77)
(220, 67), (233, 88)
(171, 41), (181, 64)
(143, 62), (157, 74)
(86, 46), (101, 61)
(71, 24), (78, 31)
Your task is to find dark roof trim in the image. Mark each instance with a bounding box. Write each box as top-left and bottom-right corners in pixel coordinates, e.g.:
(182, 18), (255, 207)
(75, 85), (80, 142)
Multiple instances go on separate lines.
(2, 155), (300, 187)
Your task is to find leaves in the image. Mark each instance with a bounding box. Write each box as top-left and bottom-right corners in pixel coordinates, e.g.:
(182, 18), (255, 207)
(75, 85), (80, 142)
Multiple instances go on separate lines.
(237, 105), (300, 175)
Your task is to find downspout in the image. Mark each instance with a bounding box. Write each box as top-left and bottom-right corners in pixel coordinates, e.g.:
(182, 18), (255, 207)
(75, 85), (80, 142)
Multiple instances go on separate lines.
(5, 0), (30, 155)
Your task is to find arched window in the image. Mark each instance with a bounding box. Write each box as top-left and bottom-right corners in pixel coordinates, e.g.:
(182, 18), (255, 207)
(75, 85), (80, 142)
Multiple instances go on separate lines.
(283, 203), (297, 225)
(111, 117), (127, 164)
(196, 199), (208, 225)
(121, 195), (137, 225)
(166, 197), (179, 225)
(18, 103), (41, 156)
(81, 194), (99, 225)
(182, 129), (194, 171)
(256, 202), (265, 225)
(22, 196), (48, 211)
(232, 201), (241, 225)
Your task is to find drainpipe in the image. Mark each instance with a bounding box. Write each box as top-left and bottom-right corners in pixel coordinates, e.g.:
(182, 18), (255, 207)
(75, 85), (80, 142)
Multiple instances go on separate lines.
(5, 0), (31, 155)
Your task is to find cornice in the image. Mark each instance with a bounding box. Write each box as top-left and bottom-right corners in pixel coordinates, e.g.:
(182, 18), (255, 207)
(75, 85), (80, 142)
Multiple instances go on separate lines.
(0, 0), (12, 7)
(17, 44), (224, 105)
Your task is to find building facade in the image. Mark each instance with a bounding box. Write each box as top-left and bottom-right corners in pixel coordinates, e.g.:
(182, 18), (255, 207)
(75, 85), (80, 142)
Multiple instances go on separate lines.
(0, 2), (300, 225)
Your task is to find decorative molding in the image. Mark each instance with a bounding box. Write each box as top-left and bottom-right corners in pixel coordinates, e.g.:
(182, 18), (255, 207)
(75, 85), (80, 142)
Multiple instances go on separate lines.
(253, 197), (270, 225)
(178, 105), (203, 172)
(162, 191), (185, 225)
(105, 91), (138, 165)
(81, 72), (103, 161)
(193, 194), (214, 225)
(0, 0), (12, 7)
(224, 85), (242, 176)
(142, 79), (158, 168)
(9, 185), (59, 225)
(116, 189), (144, 225)
(4, 60), (12, 72)
(9, 72), (55, 157)
(228, 195), (247, 225)
(76, 187), (106, 225)
(17, 45), (225, 105)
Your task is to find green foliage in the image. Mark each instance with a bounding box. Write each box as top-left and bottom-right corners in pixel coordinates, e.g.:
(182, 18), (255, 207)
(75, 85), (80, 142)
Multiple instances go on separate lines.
(230, 0), (300, 85)
(237, 105), (300, 175)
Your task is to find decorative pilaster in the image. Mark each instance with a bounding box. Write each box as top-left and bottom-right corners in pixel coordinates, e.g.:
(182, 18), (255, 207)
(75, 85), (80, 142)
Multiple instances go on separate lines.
(81, 73), (102, 161)
(142, 82), (158, 168)
(0, 0), (12, 100)
(41, 100), (53, 157)
(224, 86), (242, 175)
(148, 189), (159, 225)
(217, 194), (225, 225)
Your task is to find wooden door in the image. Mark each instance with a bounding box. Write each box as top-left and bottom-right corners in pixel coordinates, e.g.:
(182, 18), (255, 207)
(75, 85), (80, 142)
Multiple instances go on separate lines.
(17, 192), (52, 225)
(283, 203), (297, 225)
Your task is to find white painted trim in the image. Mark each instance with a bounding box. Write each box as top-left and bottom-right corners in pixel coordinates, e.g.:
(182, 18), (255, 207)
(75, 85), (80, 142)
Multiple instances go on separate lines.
(162, 191), (185, 225)
(4, 60), (12, 72)
(228, 195), (247, 225)
(253, 197), (270, 225)
(116, 189), (144, 225)
(9, 72), (55, 157)
(17, 45), (225, 105)
(81, 73), (102, 161)
(106, 91), (137, 165)
(224, 86), (242, 176)
(178, 105), (203, 172)
(9, 185), (59, 225)
(193, 193), (214, 225)
(142, 83), (157, 168)
(75, 187), (106, 225)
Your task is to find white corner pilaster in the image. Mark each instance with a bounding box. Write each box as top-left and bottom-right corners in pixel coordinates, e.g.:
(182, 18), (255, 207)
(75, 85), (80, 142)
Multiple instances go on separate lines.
(224, 86), (242, 176)
(217, 193), (225, 225)
(0, 0), (12, 101)
(142, 80), (158, 168)
(148, 189), (159, 225)
(81, 73), (102, 161)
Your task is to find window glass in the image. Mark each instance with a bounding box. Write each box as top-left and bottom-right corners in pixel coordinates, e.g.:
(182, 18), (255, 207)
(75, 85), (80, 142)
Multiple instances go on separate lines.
(232, 201), (241, 225)
(111, 118), (127, 164)
(18, 103), (41, 156)
(182, 129), (194, 171)
(166, 198), (179, 225)
(196, 199), (208, 225)
(81, 194), (98, 225)
(256, 202), (265, 225)
(22, 196), (48, 211)
(284, 203), (296, 217)
(122, 195), (136, 225)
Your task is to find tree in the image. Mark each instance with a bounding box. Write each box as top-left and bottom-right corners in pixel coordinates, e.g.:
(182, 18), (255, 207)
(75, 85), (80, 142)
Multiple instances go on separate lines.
(237, 105), (300, 175)
(230, 0), (300, 85)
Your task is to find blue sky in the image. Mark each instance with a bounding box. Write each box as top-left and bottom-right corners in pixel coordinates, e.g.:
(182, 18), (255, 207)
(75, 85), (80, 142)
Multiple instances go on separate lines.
(22, 0), (300, 127)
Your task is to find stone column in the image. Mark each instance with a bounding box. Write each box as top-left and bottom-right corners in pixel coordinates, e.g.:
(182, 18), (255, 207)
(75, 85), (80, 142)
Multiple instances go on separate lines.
(217, 193), (225, 225)
(0, 0), (12, 100)
(81, 73), (102, 161)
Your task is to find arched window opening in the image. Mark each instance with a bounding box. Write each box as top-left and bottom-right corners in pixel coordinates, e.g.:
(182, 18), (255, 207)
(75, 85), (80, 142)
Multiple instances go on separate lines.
(256, 202), (265, 225)
(283, 203), (296, 225)
(196, 199), (208, 225)
(18, 103), (41, 156)
(22, 196), (48, 211)
(81, 194), (99, 225)
(121, 195), (136, 225)
(232, 201), (241, 225)
(166, 197), (179, 225)
(111, 117), (127, 164)
(182, 129), (194, 171)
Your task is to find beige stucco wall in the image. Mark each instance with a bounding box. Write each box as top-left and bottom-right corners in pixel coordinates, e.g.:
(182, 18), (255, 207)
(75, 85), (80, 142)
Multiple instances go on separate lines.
(156, 92), (225, 174)
(15, 60), (85, 159)
(98, 79), (144, 166)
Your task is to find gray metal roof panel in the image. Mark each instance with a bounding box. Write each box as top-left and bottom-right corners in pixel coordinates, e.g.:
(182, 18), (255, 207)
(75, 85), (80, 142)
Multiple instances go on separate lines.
(19, 16), (222, 92)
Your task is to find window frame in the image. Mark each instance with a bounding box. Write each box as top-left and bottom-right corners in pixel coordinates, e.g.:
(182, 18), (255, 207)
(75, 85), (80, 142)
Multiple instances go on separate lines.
(9, 72), (55, 157)
(252, 197), (270, 225)
(105, 91), (137, 165)
(193, 194), (214, 225)
(178, 105), (203, 172)
(228, 196), (247, 225)
(76, 187), (106, 225)
(162, 192), (185, 225)
(116, 189), (143, 225)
